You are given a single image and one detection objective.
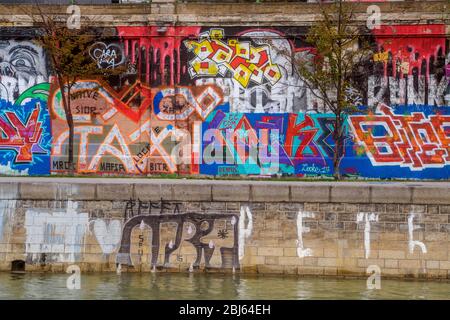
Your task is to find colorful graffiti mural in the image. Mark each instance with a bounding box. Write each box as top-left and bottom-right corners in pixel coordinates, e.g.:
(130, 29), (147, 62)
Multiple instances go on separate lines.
(186, 28), (310, 114)
(200, 110), (339, 176)
(0, 84), (51, 175)
(350, 104), (450, 170)
(369, 25), (448, 108)
(184, 28), (282, 89)
(49, 79), (218, 175)
(0, 25), (448, 179)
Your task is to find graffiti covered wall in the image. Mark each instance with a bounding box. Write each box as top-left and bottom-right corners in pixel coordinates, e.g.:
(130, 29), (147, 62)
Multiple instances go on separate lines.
(0, 25), (449, 179)
(0, 37), (51, 175)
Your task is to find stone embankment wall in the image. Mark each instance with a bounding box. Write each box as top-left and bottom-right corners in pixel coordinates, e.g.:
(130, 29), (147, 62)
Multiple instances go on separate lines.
(1, 179), (450, 279)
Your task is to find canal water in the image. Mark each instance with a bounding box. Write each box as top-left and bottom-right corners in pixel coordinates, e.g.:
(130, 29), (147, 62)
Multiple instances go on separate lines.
(0, 272), (449, 299)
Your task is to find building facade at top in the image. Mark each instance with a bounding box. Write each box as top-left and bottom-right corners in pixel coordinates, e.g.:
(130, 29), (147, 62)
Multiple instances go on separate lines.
(0, 2), (449, 179)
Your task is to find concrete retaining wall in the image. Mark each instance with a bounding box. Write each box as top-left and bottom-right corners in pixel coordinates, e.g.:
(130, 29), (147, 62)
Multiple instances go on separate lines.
(1, 178), (450, 279)
(1, 2), (448, 27)
(3, 179), (450, 204)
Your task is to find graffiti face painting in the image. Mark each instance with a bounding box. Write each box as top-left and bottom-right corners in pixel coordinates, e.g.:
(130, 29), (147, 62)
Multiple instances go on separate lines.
(0, 40), (48, 103)
(0, 25), (448, 179)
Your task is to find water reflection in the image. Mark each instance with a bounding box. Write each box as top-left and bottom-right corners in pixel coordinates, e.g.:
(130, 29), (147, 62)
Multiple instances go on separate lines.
(0, 272), (449, 300)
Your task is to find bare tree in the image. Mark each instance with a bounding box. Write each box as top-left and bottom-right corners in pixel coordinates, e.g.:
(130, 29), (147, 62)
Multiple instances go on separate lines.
(293, 0), (373, 179)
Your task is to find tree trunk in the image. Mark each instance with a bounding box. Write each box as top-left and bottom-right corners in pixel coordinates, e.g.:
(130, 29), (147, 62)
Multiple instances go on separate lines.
(67, 100), (75, 176)
(333, 115), (342, 180)
(58, 77), (75, 176)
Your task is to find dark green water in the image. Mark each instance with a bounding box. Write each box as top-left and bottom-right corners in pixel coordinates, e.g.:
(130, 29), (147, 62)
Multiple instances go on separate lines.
(1, 272), (450, 300)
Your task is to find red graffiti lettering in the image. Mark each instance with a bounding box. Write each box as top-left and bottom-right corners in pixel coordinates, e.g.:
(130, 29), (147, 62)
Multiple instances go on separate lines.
(349, 104), (450, 170)
(0, 104), (44, 163)
(285, 114), (320, 160)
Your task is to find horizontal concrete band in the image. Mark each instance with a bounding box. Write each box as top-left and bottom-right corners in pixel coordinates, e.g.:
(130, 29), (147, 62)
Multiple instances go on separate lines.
(1, 1), (446, 15)
(0, 178), (450, 204)
(0, 2), (448, 26)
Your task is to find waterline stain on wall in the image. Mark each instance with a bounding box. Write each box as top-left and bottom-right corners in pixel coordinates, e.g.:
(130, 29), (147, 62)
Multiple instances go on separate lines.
(0, 200), (15, 244)
(24, 201), (89, 264)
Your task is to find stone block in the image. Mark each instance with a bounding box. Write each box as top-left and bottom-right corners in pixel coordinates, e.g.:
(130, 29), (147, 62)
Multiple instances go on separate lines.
(385, 259), (399, 268)
(265, 256), (279, 265)
(247, 256), (265, 266)
(297, 266), (324, 275)
(386, 204), (400, 213)
(241, 265), (258, 273)
(278, 256), (300, 266)
(439, 261), (450, 270)
(304, 202), (319, 212)
(357, 258), (385, 268)
(323, 248), (337, 258)
(256, 264), (284, 274)
(283, 248), (297, 257)
(427, 205), (439, 214)
(227, 202), (241, 211)
(257, 247), (284, 257)
(283, 266), (298, 275)
(378, 250), (405, 259)
(426, 260), (440, 269)
(440, 205), (450, 214)
(317, 257), (337, 267)
(398, 260), (422, 269)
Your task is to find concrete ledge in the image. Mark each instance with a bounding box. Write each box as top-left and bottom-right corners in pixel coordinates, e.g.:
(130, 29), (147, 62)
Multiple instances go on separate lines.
(411, 187), (450, 205)
(19, 182), (98, 200)
(212, 184), (250, 202)
(0, 183), (19, 200)
(0, 179), (449, 204)
(330, 186), (370, 204)
(291, 185), (330, 203)
(134, 182), (212, 202)
(96, 184), (134, 201)
(57, 183), (97, 201)
(133, 183), (163, 201)
(19, 182), (59, 200)
(172, 183), (212, 202)
(251, 184), (290, 202)
(370, 185), (412, 204)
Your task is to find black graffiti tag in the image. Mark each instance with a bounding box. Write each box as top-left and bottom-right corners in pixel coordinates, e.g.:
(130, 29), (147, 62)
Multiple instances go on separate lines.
(116, 212), (239, 270)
